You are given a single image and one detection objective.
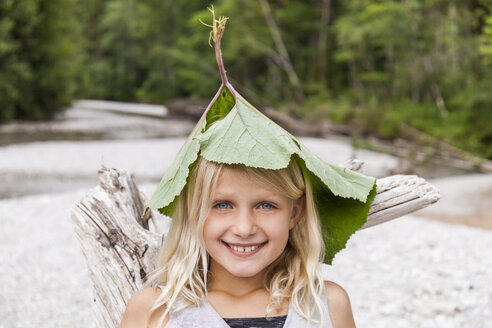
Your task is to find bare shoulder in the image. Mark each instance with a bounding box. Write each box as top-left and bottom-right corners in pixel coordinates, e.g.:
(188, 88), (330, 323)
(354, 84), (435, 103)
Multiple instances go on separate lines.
(324, 281), (350, 305)
(119, 287), (168, 328)
(324, 281), (356, 328)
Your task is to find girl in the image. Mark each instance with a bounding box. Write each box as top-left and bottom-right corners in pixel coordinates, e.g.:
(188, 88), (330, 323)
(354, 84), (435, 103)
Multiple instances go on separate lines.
(120, 9), (373, 327)
(120, 155), (356, 327)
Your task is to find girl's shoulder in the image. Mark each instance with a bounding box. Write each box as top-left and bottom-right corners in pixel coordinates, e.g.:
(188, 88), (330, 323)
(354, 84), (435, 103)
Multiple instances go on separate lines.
(323, 280), (356, 328)
(119, 287), (168, 328)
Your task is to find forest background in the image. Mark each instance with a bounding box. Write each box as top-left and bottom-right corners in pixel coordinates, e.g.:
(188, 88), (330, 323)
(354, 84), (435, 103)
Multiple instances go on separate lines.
(1, 0), (492, 160)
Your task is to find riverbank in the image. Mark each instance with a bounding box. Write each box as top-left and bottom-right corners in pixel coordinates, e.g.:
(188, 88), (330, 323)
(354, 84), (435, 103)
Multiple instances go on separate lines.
(1, 102), (491, 327)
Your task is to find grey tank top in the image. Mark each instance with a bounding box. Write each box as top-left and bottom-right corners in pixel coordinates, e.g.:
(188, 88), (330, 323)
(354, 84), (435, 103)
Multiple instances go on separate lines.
(159, 286), (333, 328)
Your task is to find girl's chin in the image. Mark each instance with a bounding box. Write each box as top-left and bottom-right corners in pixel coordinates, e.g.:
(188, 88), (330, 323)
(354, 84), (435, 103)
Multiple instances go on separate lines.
(225, 268), (265, 279)
(221, 261), (271, 279)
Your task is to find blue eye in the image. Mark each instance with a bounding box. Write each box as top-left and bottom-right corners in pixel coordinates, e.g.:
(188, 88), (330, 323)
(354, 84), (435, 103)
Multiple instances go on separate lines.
(214, 202), (231, 209)
(259, 202), (275, 210)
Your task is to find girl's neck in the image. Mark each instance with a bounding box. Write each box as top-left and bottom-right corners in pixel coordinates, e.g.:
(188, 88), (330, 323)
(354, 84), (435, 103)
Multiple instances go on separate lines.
(207, 260), (267, 297)
(205, 259), (289, 318)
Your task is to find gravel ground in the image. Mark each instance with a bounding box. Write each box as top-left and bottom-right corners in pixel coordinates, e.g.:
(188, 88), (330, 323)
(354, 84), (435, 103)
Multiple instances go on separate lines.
(1, 105), (491, 327)
(324, 217), (492, 328)
(0, 191), (93, 328)
(1, 188), (491, 328)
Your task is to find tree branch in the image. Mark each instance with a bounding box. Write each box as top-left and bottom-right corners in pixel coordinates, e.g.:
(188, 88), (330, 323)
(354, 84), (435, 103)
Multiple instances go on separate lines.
(258, 0), (304, 102)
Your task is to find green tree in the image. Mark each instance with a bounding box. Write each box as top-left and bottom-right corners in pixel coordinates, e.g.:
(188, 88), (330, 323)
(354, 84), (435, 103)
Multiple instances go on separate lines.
(0, 0), (82, 122)
(479, 5), (492, 65)
(71, 0), (492, 158)
(0, 0), (19, 122)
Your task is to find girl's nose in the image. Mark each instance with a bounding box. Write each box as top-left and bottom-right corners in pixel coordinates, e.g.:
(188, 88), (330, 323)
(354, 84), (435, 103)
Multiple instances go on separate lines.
(231, 209), (257, 237)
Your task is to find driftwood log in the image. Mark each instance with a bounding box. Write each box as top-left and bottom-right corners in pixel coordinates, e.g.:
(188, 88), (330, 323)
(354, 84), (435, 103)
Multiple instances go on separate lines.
(71, 162), (440, 327)
(71, 167), (162, 327)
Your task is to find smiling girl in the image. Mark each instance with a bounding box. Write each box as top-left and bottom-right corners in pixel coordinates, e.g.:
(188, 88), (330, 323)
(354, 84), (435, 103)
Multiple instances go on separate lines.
(119, 9), (374, 327)
(120, 156), (356, 327)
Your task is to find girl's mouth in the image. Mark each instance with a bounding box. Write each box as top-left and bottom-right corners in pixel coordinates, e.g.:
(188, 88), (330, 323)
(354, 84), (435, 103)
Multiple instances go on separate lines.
(222, 241), (267, 256)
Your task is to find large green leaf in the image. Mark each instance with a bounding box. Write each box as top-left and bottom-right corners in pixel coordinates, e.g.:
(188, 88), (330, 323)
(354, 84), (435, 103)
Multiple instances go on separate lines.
(205, 86), (236, 130)
(312, 168), (377, 264)
(295, 143), (374, 202)
(147, 87), (376, 263)
(197, 97), (299, 169)
(146, 128), (201, 217)
(197, 94), (375, 201)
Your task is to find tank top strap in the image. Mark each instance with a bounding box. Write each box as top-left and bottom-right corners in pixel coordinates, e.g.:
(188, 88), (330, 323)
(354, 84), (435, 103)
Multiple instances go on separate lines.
(283, 287), (333, 328)
(157, 285), (229, 328)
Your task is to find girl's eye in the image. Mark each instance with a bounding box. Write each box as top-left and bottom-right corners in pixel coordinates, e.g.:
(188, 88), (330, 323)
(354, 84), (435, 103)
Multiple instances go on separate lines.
(214, 201), (231, 210)
(258, 202), (275, 210)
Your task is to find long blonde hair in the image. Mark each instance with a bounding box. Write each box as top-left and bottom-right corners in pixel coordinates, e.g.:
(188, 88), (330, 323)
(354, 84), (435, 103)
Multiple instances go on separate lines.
(147, 155), (327, 326)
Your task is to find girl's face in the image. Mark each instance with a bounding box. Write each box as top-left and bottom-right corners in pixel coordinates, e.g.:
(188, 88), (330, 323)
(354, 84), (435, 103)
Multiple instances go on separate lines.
(203, 166), (303, 280)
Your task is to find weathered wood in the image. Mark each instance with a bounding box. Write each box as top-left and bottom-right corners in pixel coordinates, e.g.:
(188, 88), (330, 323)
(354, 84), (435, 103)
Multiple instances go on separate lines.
(71, 167), (161, 327)
(71, 165), (439, 327)
(165, 98), (208, 119)
(362, 174), (440, 229)
(75, 100), (167, 118)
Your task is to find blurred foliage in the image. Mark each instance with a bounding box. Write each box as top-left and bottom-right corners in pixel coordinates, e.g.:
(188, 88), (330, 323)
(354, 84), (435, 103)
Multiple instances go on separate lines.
(0, 0), (82, 122)
(1, 0), (492, 158)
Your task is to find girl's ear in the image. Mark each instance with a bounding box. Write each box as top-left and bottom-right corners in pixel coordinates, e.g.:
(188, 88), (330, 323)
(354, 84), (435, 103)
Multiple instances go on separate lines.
(289, 196), (306, 230)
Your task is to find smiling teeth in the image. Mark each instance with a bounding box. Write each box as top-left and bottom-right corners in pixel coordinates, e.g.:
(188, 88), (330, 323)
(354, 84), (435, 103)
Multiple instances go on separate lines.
(230, 244), (260, 252)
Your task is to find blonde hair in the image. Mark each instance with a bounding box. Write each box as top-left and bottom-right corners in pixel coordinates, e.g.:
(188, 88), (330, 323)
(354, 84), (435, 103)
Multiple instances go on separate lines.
(147, 155), (327, 326)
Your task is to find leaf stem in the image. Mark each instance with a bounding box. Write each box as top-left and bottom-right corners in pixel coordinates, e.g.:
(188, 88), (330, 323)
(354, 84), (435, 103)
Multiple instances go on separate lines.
(200, 6), (231, 89)
(215, 28), (228, 86)
(200, 6), (238, 118)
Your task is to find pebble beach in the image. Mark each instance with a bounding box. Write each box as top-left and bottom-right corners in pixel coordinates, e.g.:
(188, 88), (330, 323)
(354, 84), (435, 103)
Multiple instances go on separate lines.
(1, 102), (491, 328)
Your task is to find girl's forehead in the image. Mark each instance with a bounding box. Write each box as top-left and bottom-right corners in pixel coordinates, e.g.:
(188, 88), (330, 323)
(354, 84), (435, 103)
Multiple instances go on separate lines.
(215, 166), (283, 195)
(217, 166), (264, 185)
